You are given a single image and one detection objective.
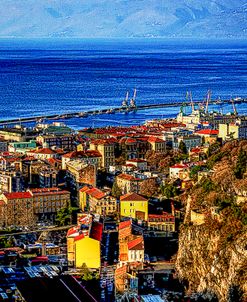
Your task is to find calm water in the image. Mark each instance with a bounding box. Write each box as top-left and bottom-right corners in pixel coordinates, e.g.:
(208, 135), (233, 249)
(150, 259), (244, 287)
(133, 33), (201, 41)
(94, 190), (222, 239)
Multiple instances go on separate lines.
(0, 38), (247, 129)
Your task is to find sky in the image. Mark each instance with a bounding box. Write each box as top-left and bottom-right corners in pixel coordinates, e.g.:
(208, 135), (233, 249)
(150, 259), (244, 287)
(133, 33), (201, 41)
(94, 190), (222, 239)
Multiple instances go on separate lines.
(0, 0), (247, 38)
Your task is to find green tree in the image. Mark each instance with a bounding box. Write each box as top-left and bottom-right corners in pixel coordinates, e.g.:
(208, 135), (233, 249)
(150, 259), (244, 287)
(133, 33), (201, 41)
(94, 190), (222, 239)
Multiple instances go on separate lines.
(234, 148), (247, 179)
(111, 180), (122, 199)
(161, 183), (180, 199)
(189, 165), (203, 180)
(207, 141), (221, 157)
(178, 141), (187, 154)
(81, 263), (99, 281)
(55, 206), (72, 226)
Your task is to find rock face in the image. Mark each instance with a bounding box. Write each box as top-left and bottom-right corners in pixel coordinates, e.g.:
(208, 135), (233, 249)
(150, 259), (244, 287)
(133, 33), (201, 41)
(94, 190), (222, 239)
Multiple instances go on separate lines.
(176, 202), (247, 302)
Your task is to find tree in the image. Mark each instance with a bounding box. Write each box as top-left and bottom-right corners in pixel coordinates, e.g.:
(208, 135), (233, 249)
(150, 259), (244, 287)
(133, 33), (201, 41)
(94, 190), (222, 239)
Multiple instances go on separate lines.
(189, 165), (203, 180)
(140, 178), (159, 197)
(161, 183), (180, 199)
(111, 180), (122, 199)
(207, 141), (221, 157)
(234, 148), (247, 179)
(55, 206), (72, 226)
(178, 141), (187, 154)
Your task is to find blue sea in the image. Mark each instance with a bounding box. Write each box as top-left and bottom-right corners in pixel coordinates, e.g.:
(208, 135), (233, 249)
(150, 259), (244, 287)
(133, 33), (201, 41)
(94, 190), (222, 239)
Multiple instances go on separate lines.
(0, 38), (247, 129)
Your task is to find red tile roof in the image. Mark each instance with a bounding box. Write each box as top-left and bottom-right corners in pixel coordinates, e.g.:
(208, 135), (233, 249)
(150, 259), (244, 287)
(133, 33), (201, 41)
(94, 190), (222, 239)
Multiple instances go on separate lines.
(67, 227), (80, 237)
(128, 237), (144, 250)
(120, 192), (148, 202)
(148, 136), (165, 143)
(79, 186), (91, 193)
(4, 192), (32, 200)
(196, 129), (219, 135)
(170, 164), (188, 169)
(30, 187), (70, 196)
(85, 187), (106, 200)
(34, 148), (56, 155)
(117, 173), (140, 181)
(74, 233), (85, 242)
(63, 150), (102, 159)
(127, 159), (146, 163)
(119, 219), (132, 230)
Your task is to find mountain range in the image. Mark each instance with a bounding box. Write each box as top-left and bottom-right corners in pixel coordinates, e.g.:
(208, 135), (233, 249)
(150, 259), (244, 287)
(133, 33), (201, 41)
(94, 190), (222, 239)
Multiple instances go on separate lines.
(1, 0), (247, 38)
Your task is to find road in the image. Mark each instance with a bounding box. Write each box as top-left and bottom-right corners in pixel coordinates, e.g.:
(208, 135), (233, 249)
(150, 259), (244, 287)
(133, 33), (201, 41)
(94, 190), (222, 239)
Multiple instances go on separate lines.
(0, 224), (76, 237)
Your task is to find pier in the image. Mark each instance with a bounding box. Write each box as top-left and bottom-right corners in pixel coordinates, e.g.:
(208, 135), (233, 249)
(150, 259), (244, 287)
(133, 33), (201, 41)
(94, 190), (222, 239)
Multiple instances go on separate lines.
(0, 98), (246, 126)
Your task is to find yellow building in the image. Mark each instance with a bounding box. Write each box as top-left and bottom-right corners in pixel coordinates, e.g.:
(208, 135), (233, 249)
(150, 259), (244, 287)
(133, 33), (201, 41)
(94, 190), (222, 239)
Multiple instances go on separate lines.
(148, 136), (166, 153)
(79, 186), (117, 216)
(67, 221), (102, 269)
(219, 119), (247, 140)
(148, 212), (175, 233)
(90, 139), (115, 170)
(120, 192), (148, 221)
(75, 236), (100, 269)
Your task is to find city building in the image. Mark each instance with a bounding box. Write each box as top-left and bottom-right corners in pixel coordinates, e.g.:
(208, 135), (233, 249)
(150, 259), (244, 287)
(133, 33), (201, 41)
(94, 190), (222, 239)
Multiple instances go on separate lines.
(0, 171), (24, 193)
(90, 139), (115, 170)
(120, 192), (148, 221)
(116, 173), (143, 194)
(0, 138), (8, 152)
(195, 129), (219, 144)
(147, 136), (166, 152)
(36, 134), (75, 151)
(0, 192), (34, 227)
(66, 160), (97, 203)
(79, 186), (117, 216)
(0, 126), (37, 142)
(126, 159), (148, 171)
(8, 140), (37, 153)
(169, 163), (189, 179)
(219, 118), (247, 140)
(174, 135), (202, 151)
(62, 150), (102, 170)
(38, 166), (58, 188)
(147, 212), (175, 233)
(30, 187), (70, 222)
(67, 221), (103, 269)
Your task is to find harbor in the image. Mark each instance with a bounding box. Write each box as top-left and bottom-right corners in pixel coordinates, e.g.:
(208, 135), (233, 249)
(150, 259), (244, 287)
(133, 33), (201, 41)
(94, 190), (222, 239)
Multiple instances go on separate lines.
(0, 93), (246, 126)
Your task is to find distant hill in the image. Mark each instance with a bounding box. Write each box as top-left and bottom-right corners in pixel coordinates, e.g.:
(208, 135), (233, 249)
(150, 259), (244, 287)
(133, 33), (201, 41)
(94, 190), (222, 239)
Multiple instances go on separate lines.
(1, 0), (247, 38)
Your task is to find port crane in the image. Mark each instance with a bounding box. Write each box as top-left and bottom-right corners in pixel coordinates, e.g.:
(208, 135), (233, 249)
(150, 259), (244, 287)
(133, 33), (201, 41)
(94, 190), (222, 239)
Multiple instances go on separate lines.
(186, 91), (194, 112)
(205, 90), (211, 114)
(129, 89), (137, 109)
(231, 98), (238, 116)
(122, 91), (129, 108)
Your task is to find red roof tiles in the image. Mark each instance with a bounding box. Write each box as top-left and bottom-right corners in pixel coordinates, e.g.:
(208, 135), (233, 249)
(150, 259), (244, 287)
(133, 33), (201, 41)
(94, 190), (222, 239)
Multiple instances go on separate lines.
(117, 173), (141, 181)
(120, 192), (148, 202)
(119, 219), (132, 230)
(196, 129), (219, 135)
(4, 192), (32, 200)
(128, 237), (144, 250)
(170, 164), (188, 169)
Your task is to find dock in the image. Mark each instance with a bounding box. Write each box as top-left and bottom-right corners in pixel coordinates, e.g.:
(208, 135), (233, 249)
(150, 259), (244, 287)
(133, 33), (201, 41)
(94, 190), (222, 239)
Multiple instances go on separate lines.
(0, 98), (246, 126)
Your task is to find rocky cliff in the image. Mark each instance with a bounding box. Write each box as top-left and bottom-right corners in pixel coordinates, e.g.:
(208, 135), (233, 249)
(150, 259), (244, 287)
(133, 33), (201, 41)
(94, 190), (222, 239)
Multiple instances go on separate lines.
(176, 141), (247, 302)
(176, 220), (247, 301)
